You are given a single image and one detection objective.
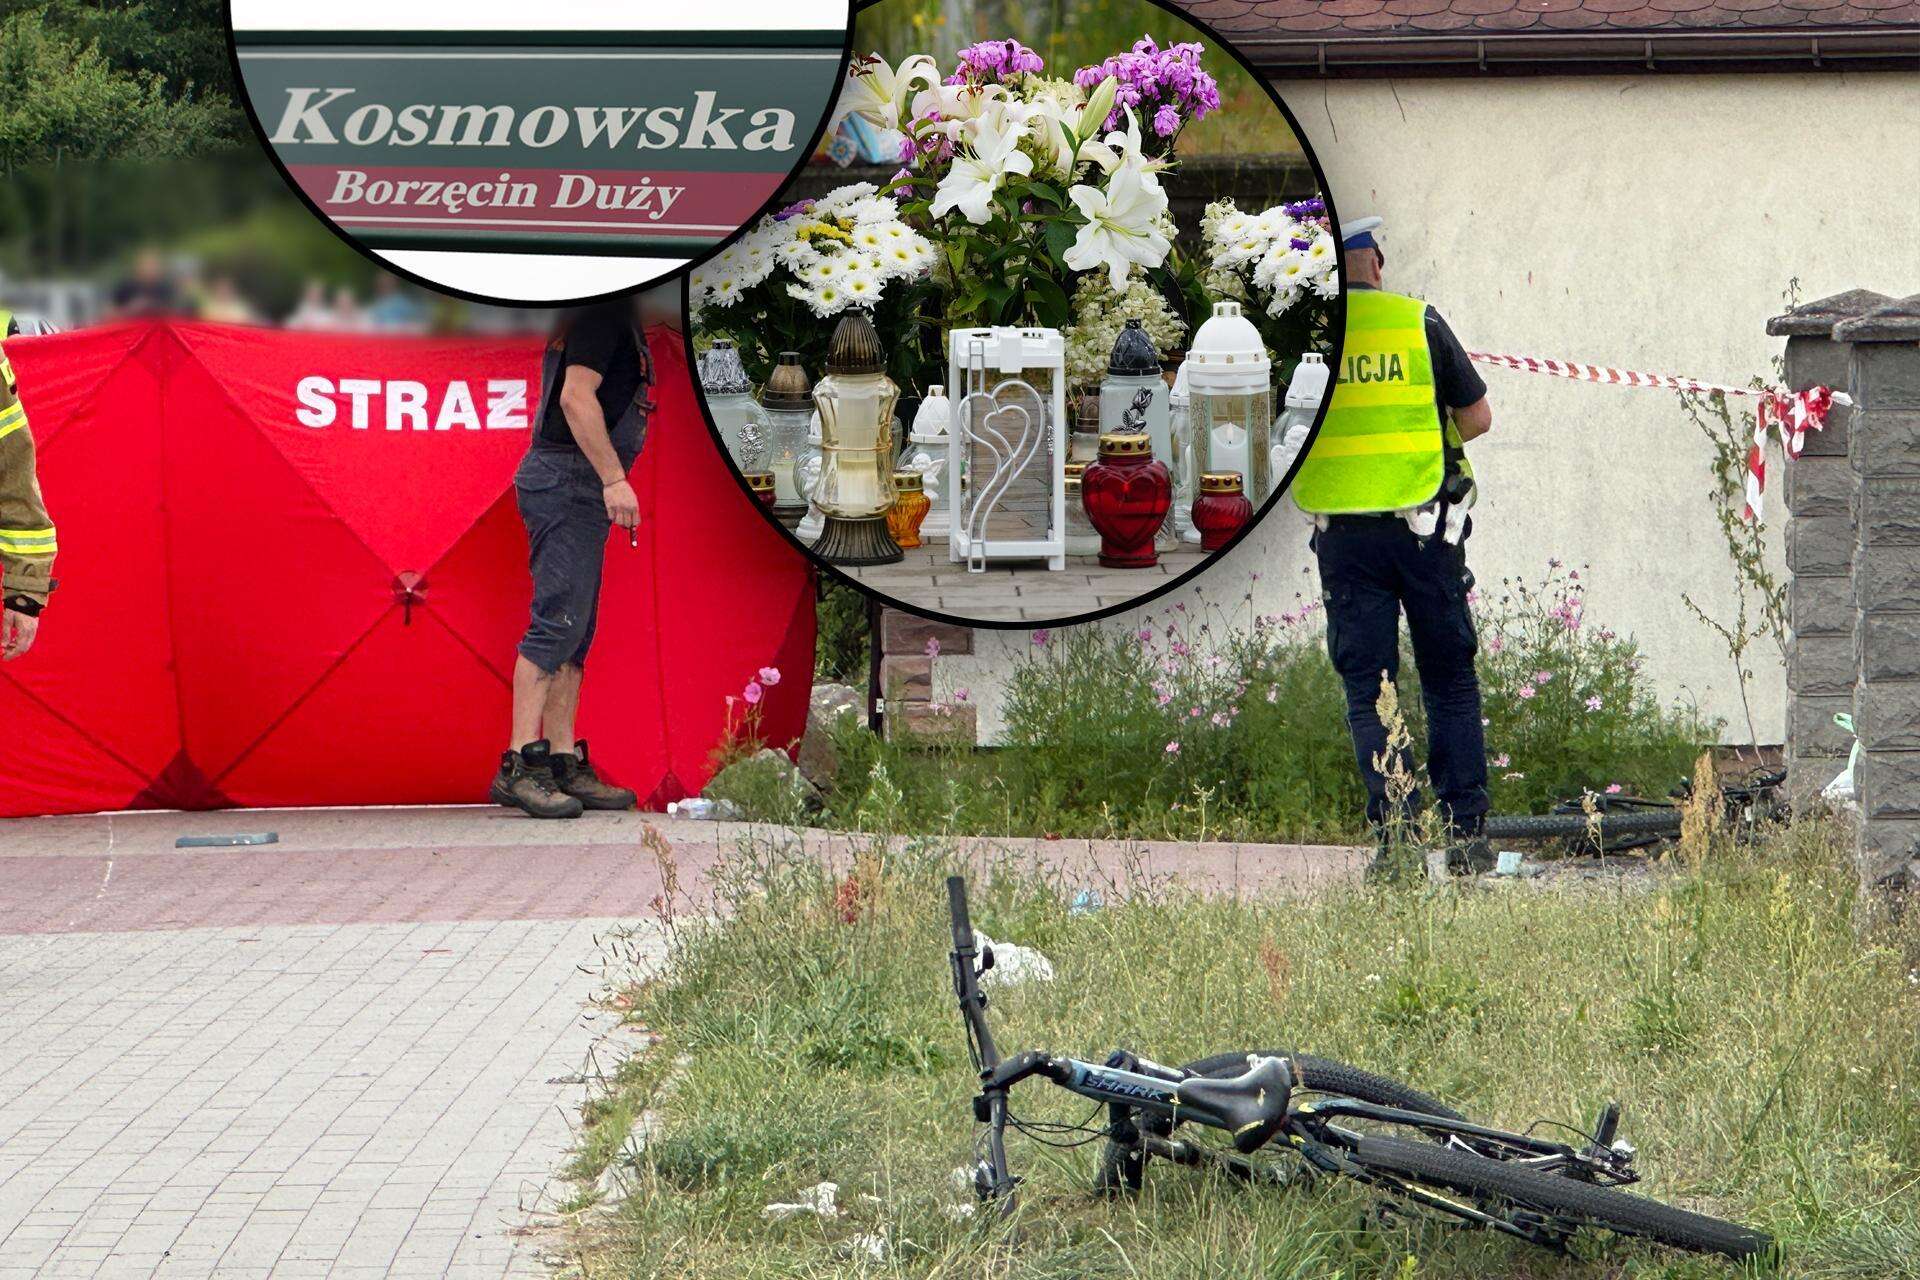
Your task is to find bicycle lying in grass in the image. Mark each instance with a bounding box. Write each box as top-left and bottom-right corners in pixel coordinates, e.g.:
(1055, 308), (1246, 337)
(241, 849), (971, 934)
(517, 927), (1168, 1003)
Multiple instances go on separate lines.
(946, 875), (1772, 1262)
(1485, 766), (1787, 856)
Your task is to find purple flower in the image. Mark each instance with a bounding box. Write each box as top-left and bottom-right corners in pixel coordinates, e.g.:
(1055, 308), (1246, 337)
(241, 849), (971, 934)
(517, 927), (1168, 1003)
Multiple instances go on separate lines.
(948, 38), (1044, 86)
(743, 680), (764, 706)
(924, 637), (941, 658)
(1031, 628), (1050, 647)
(1152, 104), (1180, 137)
(1518, 685), (1536, 700)
(1585, 695), (1603, 712)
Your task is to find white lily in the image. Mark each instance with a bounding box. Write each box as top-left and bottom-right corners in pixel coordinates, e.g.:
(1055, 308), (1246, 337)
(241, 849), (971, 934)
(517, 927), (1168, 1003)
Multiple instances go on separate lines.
(929, 116), (1034, 225)
(1081, 107), (1166, 193)
(841, 53), (939, 131)
(910, 80), (1007, 133)
(1063, 160), (1171, 291)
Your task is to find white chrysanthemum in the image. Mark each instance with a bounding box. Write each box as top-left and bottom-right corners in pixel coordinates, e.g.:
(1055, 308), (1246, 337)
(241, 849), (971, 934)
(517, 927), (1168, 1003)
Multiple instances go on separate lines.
(809, 257), (847, 283)
(847, 196), (897, 223)
(814, 183), (877, 213)
(841, 269), (881, 304)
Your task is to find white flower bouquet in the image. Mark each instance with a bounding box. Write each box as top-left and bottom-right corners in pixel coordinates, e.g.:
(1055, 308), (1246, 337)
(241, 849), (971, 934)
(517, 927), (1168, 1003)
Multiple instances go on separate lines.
(1201, 195), (1339, 359)
(689, 183), (937, 383)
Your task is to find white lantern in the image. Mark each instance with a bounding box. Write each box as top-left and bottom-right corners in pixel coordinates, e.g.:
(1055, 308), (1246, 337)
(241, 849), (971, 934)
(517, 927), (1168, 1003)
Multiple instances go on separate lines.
(759, 351), (815, 526)
(1186, 302), (1274, 506)
(904, 384), (952, 542)
(697, 339), (773, 474)
(1271, 352), (1330, 491)
(947, 327), (1066, 573)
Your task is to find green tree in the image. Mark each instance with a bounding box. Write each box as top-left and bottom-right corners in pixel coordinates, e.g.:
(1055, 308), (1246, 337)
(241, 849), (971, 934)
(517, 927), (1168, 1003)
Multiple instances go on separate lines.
(0, 10), (229, 171)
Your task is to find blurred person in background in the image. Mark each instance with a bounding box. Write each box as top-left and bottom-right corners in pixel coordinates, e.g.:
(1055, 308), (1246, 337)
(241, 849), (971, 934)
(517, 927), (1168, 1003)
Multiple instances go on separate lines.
(199, 276), (259, 325)
(0, 309), (57, 660)
(284, 280), (333, 330)
(107, 249), (183, 318)
(365, 274), (429, 333)
(327, 285), (367, 332)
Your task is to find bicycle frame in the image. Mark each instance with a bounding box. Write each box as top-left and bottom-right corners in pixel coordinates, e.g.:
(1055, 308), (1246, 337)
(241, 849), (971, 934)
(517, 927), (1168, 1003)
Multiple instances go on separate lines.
(947, 876), (1639, 1225)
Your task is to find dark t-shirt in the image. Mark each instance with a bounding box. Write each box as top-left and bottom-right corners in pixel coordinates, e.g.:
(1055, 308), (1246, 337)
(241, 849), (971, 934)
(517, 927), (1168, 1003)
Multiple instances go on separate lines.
(540, 301), (646, 449)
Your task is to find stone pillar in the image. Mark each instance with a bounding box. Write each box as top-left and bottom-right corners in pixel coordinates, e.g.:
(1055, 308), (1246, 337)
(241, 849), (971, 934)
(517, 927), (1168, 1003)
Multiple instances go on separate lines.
(875, 607), (977, 741)
(1837, 295), (1920, 898)
(1767, 291), (1887, 804)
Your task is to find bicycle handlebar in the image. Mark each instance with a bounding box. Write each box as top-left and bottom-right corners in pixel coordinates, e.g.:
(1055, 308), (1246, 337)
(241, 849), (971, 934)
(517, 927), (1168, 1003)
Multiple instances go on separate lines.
(947, 875), (974, 955)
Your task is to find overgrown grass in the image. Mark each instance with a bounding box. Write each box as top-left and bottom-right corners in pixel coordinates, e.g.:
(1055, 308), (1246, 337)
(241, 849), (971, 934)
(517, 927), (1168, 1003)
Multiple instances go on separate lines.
(562, 823), (1920, 1278)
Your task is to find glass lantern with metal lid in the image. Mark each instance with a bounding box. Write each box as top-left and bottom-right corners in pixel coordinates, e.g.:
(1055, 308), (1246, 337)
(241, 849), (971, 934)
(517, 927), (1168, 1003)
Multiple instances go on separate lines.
(1099, 319), (1170, 464)
(759, 351), (814, 527)
(698, 339), (773, 476)
(811, 311), (903, 565)
(1186, 301), (1274, 506)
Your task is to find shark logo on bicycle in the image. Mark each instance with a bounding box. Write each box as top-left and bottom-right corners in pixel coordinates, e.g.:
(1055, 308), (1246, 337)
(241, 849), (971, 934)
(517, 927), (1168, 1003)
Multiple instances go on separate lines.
(946, 875), (1774, 1264)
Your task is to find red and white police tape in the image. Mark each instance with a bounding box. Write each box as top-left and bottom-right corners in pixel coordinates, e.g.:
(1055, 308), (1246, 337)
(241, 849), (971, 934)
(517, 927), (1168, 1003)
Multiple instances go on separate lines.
(1464, 350), (1849, 524)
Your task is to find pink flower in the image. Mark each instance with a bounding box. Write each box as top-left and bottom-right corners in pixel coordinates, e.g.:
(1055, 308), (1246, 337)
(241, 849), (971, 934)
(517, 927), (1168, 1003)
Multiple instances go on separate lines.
(1605, 783), (1623, 794)
(742, 680), (764, 706)
(1031, 629), (1050, 646)
(1518, 685), (1536, 700)
(1585, 695), (1603, 712)
(758, 666), (781, 686)
(924, 637), (941, 658)
(1164, 741), (1181, 755)
(954, 688), (970, 702)
(1533, 670), (1553, 685)
(1265, 687), (1279, 703)
(1487, 635), (1504, 654)
(1189, 707), (1202, 718)
(1491, 753), (1510, 768)
(1138, 628), (1153, 643)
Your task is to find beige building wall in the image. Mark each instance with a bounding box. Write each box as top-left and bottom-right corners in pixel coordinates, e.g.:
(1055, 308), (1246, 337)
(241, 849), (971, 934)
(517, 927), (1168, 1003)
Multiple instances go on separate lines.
(933, 71), (1920, 747)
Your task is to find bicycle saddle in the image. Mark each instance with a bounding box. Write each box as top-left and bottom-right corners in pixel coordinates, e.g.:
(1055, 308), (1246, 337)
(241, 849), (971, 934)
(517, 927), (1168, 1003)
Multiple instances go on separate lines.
(1175, 1055), (1295, 1154)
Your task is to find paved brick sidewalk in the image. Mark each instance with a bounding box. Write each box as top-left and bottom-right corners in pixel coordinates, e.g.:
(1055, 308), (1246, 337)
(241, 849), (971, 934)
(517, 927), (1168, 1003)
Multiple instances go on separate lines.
(0, 822), (662, 1280)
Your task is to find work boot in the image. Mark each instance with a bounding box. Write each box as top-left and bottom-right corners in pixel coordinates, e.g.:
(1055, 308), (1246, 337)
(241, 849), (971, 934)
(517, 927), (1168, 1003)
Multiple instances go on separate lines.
(551, 740), (637, 811)
(1444, 831), (1497, 876)
(489, 739), (583, 819)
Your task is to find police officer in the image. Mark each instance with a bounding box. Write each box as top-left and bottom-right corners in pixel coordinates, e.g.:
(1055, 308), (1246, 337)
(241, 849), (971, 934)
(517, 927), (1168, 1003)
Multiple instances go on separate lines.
(1291, 216), (1494, 874)
(0, 309), (56, 661)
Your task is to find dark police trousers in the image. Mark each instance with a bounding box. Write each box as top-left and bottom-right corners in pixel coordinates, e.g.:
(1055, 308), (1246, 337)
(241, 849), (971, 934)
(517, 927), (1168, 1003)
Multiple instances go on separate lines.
(1313, 513), (1490, 837)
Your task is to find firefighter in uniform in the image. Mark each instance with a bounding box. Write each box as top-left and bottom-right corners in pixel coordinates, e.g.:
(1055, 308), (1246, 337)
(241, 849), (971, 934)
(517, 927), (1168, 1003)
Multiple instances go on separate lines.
(0, 310), (56, 660)
(1291, 217), (1494, 875)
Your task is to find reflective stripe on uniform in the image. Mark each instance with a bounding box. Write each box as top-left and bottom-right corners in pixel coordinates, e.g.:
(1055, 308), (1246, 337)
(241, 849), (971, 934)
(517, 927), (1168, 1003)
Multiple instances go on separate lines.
(0, 527), (56, 556)
(0, 401), (26, 441)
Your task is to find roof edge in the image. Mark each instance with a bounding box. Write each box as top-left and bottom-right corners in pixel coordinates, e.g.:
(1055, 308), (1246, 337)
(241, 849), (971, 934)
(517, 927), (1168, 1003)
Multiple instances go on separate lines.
(1245, 26), (1920, 78)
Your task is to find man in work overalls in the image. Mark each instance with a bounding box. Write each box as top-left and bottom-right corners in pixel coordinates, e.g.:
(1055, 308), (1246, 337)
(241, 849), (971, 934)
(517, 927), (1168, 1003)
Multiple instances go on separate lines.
(489, 298), (651, 818)
(1291, 216), (1495, 876)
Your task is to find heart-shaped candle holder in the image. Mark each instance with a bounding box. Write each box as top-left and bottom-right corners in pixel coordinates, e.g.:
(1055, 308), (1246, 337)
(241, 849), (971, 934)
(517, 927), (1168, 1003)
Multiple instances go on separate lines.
(1082, 433), (1172, 569)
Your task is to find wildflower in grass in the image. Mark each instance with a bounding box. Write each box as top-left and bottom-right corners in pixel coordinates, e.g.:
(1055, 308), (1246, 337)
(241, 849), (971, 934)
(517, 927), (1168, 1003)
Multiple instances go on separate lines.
(1533, 670), (1553, 684)
(1518, 684), (1536, 700)
(954, 688), (970, 702)
(1606, 783), (1623, 794)
(1504, 770), (1526, 781)
(1487, 634), (1504, 653)
(1491, 753), (1510, 768)
(1265, 686), (1278, 702)
(743, 680), (764, 706)
(925, 637), (940, 658)
(1164, 741), (1181, 755)
(1031, 628), (1050, 646)
(1586, 695), (1604, 712)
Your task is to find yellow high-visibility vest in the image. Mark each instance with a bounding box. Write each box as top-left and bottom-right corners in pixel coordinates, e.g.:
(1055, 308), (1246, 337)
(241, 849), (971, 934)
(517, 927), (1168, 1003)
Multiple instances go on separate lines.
(1292, 289), (1464, 515)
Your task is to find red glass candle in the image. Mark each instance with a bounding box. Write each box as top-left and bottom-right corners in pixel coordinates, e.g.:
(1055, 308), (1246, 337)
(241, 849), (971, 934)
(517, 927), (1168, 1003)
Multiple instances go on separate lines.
(1193, 471), (1252, 551)
(1082, 433), (1172, 569)
(744, 471), (778, 511)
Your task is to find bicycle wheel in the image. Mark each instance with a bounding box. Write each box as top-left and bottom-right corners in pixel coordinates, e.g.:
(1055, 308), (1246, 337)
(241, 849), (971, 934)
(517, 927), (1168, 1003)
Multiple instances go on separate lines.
(1346, 1134), (1771, 1261)
(1484, 809), (1681, 843)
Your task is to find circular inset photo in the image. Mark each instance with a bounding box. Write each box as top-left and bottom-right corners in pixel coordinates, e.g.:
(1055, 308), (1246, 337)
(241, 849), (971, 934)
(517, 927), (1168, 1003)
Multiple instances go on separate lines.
(226, 0), (853, 303)
(688, 0), (1343, 627)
